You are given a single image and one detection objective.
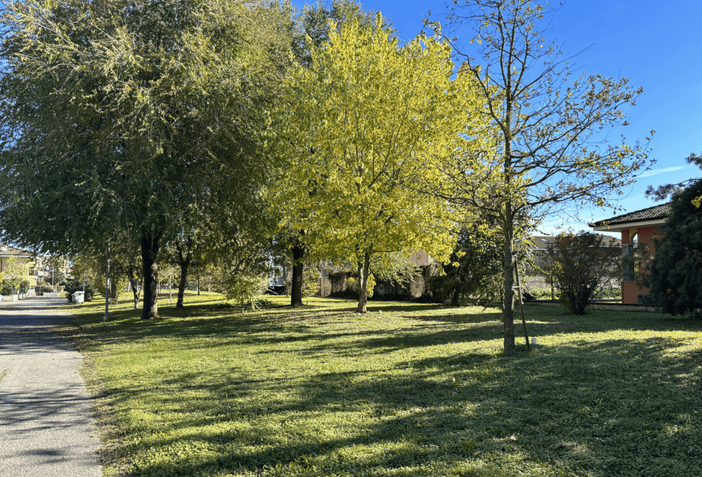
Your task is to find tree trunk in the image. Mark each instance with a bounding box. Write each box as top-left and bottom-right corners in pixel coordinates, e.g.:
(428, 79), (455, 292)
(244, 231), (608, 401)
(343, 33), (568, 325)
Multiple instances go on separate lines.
(128, 274), (141, 309)
(502, 83), (516, 356)
(514, 255), (530, 351)
(291, 242), (304, 307)
(451, 288), (460, 306)
(357, 252), (371, 313)
(141, 231), (162, 320)
(110, 279), (118, 302)
(502, 208), (516, 356)
(177, 261), (189, 307)
(176, 241), (192, 308)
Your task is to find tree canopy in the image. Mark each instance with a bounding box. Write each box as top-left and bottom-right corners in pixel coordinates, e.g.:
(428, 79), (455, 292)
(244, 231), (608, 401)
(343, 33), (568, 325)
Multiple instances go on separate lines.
(0, 0), (291, 318)
(270, 17), (485, 312)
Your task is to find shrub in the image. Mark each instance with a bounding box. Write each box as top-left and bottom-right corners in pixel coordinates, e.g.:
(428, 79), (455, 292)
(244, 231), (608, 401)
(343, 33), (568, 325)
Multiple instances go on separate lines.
(547, 232), (621, 315)
(429, 226), (502, 306)
(64, 278), (94, 302)
(226, 274), (266, 311)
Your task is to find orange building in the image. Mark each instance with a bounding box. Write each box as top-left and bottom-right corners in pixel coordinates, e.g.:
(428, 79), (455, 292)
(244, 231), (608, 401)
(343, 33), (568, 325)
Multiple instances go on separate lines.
(590, 203), (670, 304)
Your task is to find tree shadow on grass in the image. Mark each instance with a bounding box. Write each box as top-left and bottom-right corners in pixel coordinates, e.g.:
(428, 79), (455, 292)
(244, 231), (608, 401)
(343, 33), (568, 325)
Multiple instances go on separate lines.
(67, 298), (702, 475)
(92, 319), (702, 477)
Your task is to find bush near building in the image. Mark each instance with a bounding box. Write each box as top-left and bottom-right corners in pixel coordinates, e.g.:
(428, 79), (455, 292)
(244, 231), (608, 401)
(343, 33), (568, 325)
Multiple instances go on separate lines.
(547, 232), (621, 315)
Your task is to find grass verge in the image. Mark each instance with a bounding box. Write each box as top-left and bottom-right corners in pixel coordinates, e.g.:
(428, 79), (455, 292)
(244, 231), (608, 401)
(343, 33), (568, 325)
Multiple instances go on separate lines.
(65, 295), (702, 476)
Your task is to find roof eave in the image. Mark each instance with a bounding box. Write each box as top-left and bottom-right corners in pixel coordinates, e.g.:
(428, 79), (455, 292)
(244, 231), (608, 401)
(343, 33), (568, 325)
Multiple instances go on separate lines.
(591, 218), (667, 232)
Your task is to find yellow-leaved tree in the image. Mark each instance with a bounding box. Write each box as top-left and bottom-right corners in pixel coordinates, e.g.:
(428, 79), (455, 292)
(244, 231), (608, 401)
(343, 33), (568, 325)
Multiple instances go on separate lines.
(271, 16), (486, 312)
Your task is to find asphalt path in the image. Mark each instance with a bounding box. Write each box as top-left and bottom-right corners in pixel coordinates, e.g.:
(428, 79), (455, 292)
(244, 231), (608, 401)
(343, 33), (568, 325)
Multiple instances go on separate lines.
(0, 296), (101, 477)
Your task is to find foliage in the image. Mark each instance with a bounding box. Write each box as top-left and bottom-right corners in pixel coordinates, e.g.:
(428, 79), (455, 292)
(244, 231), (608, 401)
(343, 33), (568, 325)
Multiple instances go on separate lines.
(432, 0), (652, 355)
(293, 0), (393, 67)
(646, 153), (702, 202)
(159, 263), (180, 301)
(280, 0), (394, 307)
(72, 247), (132, 302)
(646, 179), (702, 315)
(370, 253), (419, 288)
(64, 278), (94, 303)
(225, 274), (266, 312)
(44, 256), (67, 286)
(523, 287), (624, 301)
(300, 262), (322, 298)
(347, 273), (376, 299)
(271, 17), (484, 313)
(93, 275), (129, 302)
(3, 257), (29, 293)
(547, 232), (621, 315)
(0, 0), (291, 319)
(0, 282), (12, 296)
(430, 219), (504, 306)
(67, 296), (702, 477)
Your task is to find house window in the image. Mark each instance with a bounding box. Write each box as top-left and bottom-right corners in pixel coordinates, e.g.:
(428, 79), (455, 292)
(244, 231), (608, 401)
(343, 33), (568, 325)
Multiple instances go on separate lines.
(621, 232), (639, 282)
(622, 244), (635, 281)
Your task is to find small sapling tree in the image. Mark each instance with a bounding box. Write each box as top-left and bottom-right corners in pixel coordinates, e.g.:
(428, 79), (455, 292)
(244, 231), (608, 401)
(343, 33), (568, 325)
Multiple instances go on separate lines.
(431, 0), (652, 354)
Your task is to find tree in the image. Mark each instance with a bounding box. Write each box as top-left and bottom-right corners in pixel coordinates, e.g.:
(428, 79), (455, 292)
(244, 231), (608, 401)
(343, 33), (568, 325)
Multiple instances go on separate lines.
(547, 232), (621, 315)
(108, 239), (143, 309)
(0, 0), (291, 319)
(44, 255), (67, 287)
(646, 179), (702, 315)
(646, 153), (701, 201)
(431, 220), (503, 306)
(72, 246), (135, 304)
(225, 273), (267, 312)
(271, 17), (483, 313)
(293, 0), (393, 67)
(3, 257), (29, 294)
(162, 234), (196, 308)
(646, 152), (702, 208)
(281, 0), (393, 307)
(432, 0), (652, 354)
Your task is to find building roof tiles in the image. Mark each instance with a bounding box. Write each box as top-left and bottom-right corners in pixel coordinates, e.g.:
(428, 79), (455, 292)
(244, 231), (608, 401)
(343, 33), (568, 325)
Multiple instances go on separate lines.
(590, 203), (671, 228)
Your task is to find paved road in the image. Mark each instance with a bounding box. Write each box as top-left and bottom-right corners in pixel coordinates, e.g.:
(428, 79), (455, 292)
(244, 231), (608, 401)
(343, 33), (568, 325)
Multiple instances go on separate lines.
(0, 296), (101, 477)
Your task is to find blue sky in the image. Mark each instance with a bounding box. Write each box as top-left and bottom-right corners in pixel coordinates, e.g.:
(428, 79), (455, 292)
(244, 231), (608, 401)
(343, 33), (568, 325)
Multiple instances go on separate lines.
(297, 0), (702, 236)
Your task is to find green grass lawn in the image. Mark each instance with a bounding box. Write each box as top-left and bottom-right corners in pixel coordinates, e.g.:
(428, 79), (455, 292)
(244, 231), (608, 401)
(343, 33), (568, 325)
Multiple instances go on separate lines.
(65, 295), (702, 477)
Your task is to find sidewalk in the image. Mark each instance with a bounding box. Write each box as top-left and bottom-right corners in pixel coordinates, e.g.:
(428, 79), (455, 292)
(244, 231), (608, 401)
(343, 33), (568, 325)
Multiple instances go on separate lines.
(0, 296), (101, 477)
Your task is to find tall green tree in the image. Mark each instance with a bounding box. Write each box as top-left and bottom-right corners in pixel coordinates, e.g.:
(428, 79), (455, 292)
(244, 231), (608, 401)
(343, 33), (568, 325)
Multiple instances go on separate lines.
(280, 0), (392, 307)
(646, 177), (702, 315)
(271, 17), (484, 313)
(433, 0), (652, 355)
(0, 0), (291, 319)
